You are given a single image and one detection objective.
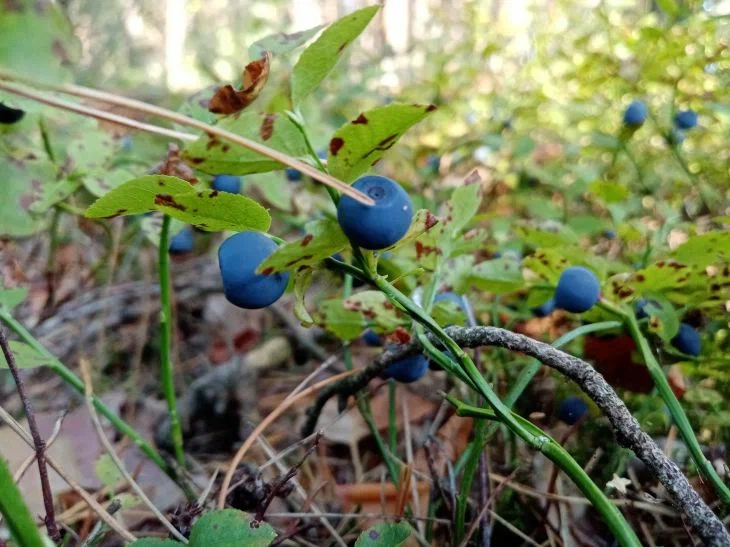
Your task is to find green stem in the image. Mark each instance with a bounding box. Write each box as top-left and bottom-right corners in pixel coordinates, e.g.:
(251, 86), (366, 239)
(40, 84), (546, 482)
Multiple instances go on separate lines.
(371, 276), (639, 546)
(602, 300), (730, 504)
(158, 215), (185, 468)
(0, 310), (173, 479)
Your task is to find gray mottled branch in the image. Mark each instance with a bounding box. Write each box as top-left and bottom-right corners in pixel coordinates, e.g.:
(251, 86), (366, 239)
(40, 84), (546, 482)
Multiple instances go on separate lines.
(302, 325), (730, 546)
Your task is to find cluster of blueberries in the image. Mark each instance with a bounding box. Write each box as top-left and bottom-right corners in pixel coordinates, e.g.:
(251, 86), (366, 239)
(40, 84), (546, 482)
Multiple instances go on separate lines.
(218, 174), (413, 309)
(623, 99), (698, 144)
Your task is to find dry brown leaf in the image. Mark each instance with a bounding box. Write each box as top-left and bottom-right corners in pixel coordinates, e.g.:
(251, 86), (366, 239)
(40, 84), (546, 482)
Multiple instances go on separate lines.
(209, 52), (272, 115)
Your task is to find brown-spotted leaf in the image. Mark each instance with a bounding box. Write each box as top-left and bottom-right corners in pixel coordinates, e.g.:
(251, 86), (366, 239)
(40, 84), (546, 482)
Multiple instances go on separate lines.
(84, 175), (195, 219)
(328, 103), (436, 183)
(343, 290), (404, 333)
(385, 209), (440, 253)
(209, 52), (272, 115)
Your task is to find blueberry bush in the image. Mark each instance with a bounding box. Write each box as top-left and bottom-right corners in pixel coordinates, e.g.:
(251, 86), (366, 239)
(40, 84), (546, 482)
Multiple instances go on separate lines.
(0, 1), (729, 546)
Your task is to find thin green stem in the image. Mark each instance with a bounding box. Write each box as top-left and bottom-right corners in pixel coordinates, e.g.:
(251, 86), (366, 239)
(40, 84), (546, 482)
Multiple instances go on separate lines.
(601, 299), (730, 504)
(0, 310), (173, 480)
(158, 215), (185, 468)
(371, 276), (639, 546)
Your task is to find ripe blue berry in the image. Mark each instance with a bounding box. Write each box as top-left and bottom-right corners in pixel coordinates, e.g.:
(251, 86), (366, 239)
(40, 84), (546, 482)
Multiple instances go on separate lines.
(337, 175), (413, 250)
(635, 298), (650, 319)
(384, 353), (429, 383)
(218, 231), (290, 309)
(556, 396), (588, 425)
(0, 102), (25, 125)
(623, 100), (648, 127)
(168, 227), (194, 254)
(212, 175), (242, 194)
(285, 168), (303, 182)
(362, 329), (383, 347)
(427, 154), (441, 174)
(532, 298), (556, 318)
(672, 323), (701, 357)
(603, 229), (617, 240)
(674, 110), (698, 130)
(554, 266), (601, 313)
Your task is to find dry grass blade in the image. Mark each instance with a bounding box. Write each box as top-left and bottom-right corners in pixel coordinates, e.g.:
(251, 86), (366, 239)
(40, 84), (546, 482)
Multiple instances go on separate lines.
(0, 405), (136, 542)
(12, 409), (67, 484)
(217, 369), (356, 509)
(79, 358), (188, 543)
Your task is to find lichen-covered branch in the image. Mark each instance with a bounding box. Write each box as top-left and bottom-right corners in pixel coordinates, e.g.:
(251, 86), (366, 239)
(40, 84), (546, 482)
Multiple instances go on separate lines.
(302, 325), (730, 546)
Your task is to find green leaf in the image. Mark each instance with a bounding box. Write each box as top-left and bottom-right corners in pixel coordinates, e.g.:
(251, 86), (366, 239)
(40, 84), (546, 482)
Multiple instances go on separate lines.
(0, 341), (55, 369)
(643, 295), (680, 342)
(671, 232), (730, 265)
(129, 540), (182, 547)
(154, 189), (271, 232)
(588, 180), (630, 204)
(66, 130), (117, 174)
(249, 25), (324, 58)
(176, 85), (219, 128)
(293, 268), (314, 327)
(343, 290), (403, 332)
(0, 155), (56, 237)
(28, 177), (81, 214)
(181, 112), (309, 175)
(655, 0), (680, 17)
(513, 136), (536, 158)
(0, 1), (80, 84)
(95, 454), (123, 490)
(516, 225), (579, 248)
(458, 258), (524, 295)
(328, 103), (436, 183)
(291, 5), (381, 106)
(85, 175), (196, 218)
(249, 172), (294, 212)
(355, 522), (411, 546)
(0, 457), (45, 547)
(318, 298), (366, 341)
(387, 209), (440, 253)
(83, 168), (137, 198)
(441, 182), (483, 239)
(432, 300), (467, 327)
(0, 287), (27, 313)
(188, 509), (276, 547)
(256, 219), (348, 274)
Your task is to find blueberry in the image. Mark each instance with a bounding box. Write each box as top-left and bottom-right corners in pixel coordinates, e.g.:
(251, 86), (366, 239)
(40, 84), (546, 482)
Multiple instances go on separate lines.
(120, 135), (133, 152)
(671, 323), (701, 357)
(337, 175), (413, 250)
(603, 229), (617, 240)
(623, 100), (648, 127)
(168, 227), (194, 254)
(218, 231), (290, 309)
(668, 127), (685, 146)
(383, 353), (429, 383)
(674, 110), (698, 130)
(556, 396), (588, 425)
(434, 292), (465, 309)
(554, 266), (601, 313)
(532, 298), (556, 318)
(362, 329), (383, 347)
(212, 174), (242, 194)
(285, 168), (303, 182)
(330, 252), (345, 262)
(0, 102), (25, 125)
(635, 298), (650, 319)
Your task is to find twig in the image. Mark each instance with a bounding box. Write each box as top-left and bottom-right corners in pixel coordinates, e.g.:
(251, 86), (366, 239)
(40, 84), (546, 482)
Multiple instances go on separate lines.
(80, 499), (121, 547)
(0, 326), (59, 541)
(0, 405), (136, 542)
(254, 434), (321, 522)
(217, 370), (357, 509)
(302, 325), (730, 546)
(459, 468), (519, 547)
(79, 358), (188, 543)
(0, 77), (373, 205)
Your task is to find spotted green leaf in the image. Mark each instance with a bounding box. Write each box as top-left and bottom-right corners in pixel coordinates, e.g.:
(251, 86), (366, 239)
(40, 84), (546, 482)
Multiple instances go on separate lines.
(28, 177), (81, 214)
(642, 295), (680, 342)
(291, 6), (380, 106)
(516, 225), (580, 248)
(344, 290), (403, 332)
(318, 298), (367, 341)
(0, 155), (57, 237)
(188, 509), (276, 547)
(256, 219), (348, 274)
(249, 25), (324, 58)
(355, 522), (411, 547)
(180, 111), (309, 175)
(0, 0), (80, 84)
(66, 130), (116, 173)
(328, 103), (436, 183)
(671, 232), (730, 265)
(83, 168), (137, 198)
(386, 209), (440, 253)
(85, 175), (196, 218)
(293, 268), (314, 327)
(457, 258), (524, 295)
